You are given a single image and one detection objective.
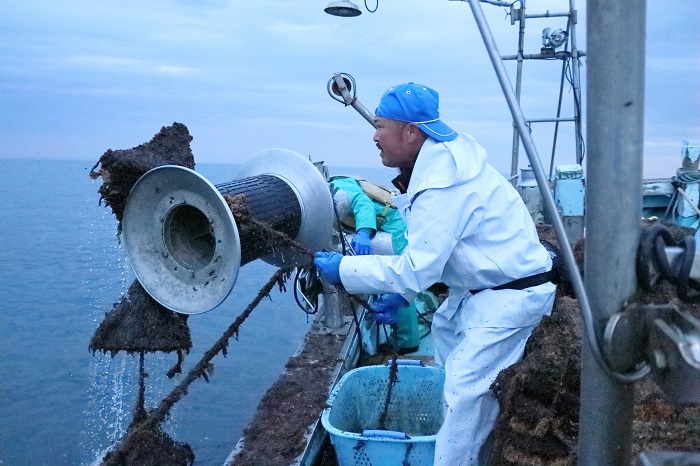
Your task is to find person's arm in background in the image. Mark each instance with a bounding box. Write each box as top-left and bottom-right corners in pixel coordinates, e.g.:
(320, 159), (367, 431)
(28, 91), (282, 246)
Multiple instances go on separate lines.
(330, 177), (377, 255)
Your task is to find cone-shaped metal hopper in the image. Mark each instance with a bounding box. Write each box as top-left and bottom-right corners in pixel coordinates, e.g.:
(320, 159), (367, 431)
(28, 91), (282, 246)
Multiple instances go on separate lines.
(122, 149), (333, 314)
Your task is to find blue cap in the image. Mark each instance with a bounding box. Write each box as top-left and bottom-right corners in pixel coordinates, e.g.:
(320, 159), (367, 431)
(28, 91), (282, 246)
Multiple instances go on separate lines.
(375, 82), (457, 142)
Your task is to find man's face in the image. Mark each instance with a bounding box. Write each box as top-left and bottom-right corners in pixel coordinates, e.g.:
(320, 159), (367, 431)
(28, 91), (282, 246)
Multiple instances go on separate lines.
(373, 117), (421, 169)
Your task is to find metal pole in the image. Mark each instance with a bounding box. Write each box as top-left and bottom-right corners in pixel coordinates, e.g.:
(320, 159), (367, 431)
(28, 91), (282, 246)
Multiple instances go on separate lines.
(548, 32), (569, 181)
(509, 1), (526, 185)
(579, 1), (646, 464)
(568, 0), (584, 164)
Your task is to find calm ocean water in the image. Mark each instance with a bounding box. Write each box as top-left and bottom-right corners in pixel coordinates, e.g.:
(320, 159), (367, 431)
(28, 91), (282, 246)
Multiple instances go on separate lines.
(0, 158), (398, 465)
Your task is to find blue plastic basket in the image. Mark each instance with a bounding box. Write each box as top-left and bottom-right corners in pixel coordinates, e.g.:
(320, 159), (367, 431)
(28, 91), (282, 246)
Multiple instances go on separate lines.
(321, 363), (445, 466)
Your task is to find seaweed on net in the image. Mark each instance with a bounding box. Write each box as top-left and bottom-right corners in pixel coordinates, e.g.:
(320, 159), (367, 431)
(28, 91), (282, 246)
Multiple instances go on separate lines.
(100, 415), (195, 466)
(100, 268), (293, 466)
(88, 123), (313, 464)
(89, 280), (192, 357)
(89, 122), (195, 222)
(87, 124), (200, 464)
(88, 124), (196, 358)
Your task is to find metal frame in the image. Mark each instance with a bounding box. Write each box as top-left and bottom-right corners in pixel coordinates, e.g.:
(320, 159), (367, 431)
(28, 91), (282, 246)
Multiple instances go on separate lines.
(503, 0), (584, 183)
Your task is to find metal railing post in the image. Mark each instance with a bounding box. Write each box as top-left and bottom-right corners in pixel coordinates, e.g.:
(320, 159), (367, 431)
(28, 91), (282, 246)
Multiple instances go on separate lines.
(579, 1), (646, 464)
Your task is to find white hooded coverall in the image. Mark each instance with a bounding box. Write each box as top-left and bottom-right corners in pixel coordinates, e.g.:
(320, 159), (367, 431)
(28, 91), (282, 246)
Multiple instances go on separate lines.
(339, 133), (556, 465)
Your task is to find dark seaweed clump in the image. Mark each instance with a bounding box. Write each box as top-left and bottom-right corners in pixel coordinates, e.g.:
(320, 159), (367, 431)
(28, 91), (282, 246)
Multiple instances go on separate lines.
(89, 122), (195, 222)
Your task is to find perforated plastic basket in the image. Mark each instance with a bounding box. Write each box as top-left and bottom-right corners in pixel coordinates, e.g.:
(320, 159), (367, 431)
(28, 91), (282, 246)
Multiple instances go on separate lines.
(321, 363), (445, 466)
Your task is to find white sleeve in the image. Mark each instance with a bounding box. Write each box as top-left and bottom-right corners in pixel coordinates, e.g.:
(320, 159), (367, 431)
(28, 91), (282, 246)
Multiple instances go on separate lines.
(339, 185), (482, 298)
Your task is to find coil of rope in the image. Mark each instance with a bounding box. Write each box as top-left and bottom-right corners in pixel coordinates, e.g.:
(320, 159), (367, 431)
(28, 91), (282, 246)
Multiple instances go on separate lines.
(637, 223), (700, 303)
(675, 170), (700, 184)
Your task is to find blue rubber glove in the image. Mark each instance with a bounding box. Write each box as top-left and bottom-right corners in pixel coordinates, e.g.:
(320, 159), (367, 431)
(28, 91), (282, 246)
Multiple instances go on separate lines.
(313, 251), (342, 285)
(351, 229), (373, 255)
(370, 293), (408, 325)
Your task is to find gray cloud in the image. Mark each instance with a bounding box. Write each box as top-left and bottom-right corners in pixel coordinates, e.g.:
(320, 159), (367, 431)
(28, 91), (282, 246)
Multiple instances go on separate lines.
(0, 0), (697, 178)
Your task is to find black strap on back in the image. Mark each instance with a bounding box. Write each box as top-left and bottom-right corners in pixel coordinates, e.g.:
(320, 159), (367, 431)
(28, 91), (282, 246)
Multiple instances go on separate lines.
(470, 239), (565, 295)
(470, 270), (553, 295)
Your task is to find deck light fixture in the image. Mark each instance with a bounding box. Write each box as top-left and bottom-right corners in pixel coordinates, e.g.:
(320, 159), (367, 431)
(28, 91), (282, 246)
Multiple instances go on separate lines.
(324, 1), (362, 17)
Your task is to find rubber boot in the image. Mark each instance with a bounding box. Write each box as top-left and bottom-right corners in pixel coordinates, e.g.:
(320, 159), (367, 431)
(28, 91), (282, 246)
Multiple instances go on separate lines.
(393, 301), (420, 351)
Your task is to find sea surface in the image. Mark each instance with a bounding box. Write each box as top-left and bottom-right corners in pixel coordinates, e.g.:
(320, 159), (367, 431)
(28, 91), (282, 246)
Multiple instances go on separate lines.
(0, 158), (397, 465)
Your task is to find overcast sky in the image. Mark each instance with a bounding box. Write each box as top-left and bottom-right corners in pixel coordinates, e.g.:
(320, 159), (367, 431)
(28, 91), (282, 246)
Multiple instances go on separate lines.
(1, 0), (698, 178)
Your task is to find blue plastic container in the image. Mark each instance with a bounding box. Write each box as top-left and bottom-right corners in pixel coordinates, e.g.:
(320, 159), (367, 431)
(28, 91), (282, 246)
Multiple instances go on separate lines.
(321, 364), (445, 466)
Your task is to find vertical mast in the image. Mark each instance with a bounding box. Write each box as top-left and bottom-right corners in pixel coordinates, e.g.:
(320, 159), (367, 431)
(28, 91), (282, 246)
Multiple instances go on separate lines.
(509, 0), (527, 184)
(579, 1), (646, 464)
(568, 0), (584, 164)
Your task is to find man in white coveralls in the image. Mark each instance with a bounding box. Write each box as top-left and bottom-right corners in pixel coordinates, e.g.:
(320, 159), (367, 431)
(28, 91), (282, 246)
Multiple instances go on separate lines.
(314, 82), (556, 465)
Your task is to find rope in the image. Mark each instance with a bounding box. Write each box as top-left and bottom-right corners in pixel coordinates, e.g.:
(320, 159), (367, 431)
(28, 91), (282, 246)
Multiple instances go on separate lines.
(378, 351), (400, 430)
(637, 224), (700, 302)
(101, 268), (292, 464)
(241, 209), (408, 429)
(134, 352), (147, 422)
(235, 194), (375, 339)
(676, 170), (700, 184)
(241, 202), (371, 332)
(103, 198), (377, 462)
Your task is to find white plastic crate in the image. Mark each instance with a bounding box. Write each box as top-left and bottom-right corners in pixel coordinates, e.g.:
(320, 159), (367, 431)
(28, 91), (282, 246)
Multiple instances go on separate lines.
(321, 363), (445, 466)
